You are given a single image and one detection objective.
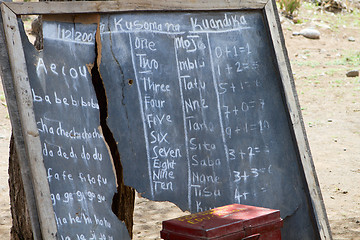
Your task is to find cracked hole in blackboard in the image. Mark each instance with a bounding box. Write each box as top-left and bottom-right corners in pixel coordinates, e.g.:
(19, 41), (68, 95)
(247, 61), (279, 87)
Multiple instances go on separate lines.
(132, 193), (189, 239)
(91, 35), (135, 237)
(21, 15), (43, 50)
(128, 79), (134, 86)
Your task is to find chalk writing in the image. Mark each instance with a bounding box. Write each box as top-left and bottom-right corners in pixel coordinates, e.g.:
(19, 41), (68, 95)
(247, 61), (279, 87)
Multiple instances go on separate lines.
(99, 12), (277, 212)
(18, 10), (321, 239)
(50, 190), (106, 206)
(96, 13), (318, 240)
(190, 14), (249, 32)
(54, 212), (111, 228)
(32, 89), (99, 109)
(42, 22), (96, 45)
(36, 58), (89, 79)
(27, 20), (131, 239)
(37, 118), (102, 140)
(100, 17), (183, 35)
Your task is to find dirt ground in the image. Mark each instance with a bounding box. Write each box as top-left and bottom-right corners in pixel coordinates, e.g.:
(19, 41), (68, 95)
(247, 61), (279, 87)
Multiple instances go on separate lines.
(0, 2), (360, 239)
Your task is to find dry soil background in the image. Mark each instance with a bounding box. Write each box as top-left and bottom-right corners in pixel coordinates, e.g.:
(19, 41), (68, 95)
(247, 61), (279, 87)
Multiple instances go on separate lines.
(0, 2), (360, 239)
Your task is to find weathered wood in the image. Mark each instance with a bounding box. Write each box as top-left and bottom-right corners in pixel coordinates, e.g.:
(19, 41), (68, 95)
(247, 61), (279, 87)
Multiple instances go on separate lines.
(264, 0), (332, 239)
(8, 135), (34, 240)
(1, 3), (57, 239)
(0, 2), (42, 239)
(4, 0), (268, 15)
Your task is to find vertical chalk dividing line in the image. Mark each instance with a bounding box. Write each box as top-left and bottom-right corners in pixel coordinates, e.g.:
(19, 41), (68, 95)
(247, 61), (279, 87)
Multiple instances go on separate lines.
(128, 33), (154, 198)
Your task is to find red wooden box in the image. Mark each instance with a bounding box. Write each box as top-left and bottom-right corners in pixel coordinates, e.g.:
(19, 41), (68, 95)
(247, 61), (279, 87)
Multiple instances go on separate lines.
(161, 204), (283, 240)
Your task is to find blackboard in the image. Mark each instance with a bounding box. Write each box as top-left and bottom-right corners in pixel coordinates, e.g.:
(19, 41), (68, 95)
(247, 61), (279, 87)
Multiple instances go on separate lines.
(99, 10), (318, 239)
(1, 1), (332, 240)
(21, 18), (131, 240)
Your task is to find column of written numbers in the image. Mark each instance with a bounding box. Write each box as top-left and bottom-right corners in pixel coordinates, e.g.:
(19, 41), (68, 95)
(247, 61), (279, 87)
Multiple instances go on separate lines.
(174, 28), (230, 212)
(207, 26), (273, 204)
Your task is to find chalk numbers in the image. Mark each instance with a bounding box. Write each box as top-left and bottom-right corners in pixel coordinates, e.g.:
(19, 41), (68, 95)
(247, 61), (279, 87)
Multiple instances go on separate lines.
(233, 165), (271, 183)
(214, 43), (260, 77)
(58, 25), (95, 43)
(214, 44), (251, 59)
(227, 145), (270, 161)
(213, 41), (272, 204)
(215, 40), (272, 204)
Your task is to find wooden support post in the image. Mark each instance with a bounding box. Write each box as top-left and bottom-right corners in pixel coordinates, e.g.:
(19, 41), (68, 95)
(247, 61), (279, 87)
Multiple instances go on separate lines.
(1, 3), (57, 239)
(264, 1), (332, 239)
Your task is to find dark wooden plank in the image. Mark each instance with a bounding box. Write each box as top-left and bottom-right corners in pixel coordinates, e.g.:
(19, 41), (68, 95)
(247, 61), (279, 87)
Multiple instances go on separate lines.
(5, 0), (268, 15)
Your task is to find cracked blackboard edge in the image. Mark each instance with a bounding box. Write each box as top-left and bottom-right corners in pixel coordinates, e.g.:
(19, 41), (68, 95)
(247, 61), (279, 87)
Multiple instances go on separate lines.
(90, 19), (135, 238)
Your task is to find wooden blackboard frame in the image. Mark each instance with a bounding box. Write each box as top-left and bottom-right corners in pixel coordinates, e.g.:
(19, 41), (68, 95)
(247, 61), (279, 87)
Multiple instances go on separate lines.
(0, 0), (332, 239)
